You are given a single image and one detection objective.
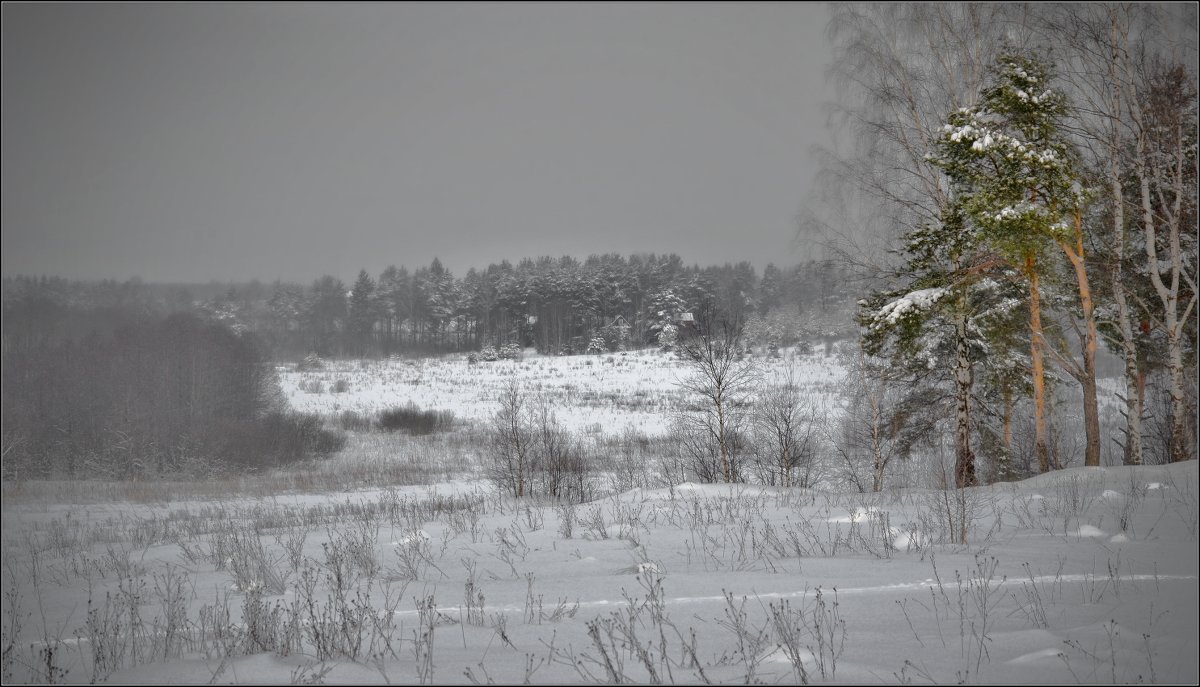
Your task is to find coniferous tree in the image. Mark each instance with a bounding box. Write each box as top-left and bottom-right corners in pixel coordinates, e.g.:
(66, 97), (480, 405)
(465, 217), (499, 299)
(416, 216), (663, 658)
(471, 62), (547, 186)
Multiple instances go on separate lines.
(758, 264), (784, 317)
(348, 269), (378, 357)
(306, 276), (347, 358)
(931, 52), (1102, 471)
(862, 204), (1027, 487)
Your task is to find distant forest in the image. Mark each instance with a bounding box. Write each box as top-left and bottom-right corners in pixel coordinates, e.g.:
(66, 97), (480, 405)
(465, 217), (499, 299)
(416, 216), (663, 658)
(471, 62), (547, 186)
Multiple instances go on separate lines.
(1, 254), (857, 360)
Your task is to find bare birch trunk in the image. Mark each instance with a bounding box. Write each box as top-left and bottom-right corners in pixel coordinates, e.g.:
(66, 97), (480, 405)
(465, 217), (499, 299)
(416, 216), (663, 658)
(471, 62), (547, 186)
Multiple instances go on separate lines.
(871, 394), (885, 492)
(953, 307), (977, 487)
(1137, 137), (1191, 464)
(1166, 336), (1188, 463)
(1002, 384), (1014, 474)
(1129, 61), (1196, 464)
(717, 397), (732, 484)
(1102, 20), (1145, 464)
(1110, 157), (1144, 465)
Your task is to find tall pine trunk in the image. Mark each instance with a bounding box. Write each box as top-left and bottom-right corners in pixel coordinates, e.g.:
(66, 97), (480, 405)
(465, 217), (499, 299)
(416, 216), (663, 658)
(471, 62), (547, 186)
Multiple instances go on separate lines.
(1027, 257), (1052, 473)
(1059, 208), (1102, 467)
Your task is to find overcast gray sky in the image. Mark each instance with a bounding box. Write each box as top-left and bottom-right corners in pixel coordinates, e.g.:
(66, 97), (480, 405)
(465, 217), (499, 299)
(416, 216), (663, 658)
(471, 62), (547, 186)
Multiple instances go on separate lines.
(2, 2), (832, 283)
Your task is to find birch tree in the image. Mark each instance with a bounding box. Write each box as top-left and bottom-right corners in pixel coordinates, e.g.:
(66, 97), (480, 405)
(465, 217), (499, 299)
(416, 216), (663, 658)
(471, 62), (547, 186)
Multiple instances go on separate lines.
(1127, 61), (1198, 462)
(676, 320), (759, 484)
(489, 378), (533, 498)
(752, 359), (822, 487)
(1031, 3), (1195, 466)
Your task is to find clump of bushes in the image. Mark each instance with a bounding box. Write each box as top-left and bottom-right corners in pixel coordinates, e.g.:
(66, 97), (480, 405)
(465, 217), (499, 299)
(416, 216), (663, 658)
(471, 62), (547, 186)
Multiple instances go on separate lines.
(218, 412), (347, 469)
(297, 352), (325, 371)
(475, 343), (522, 362)
(1, 313), (348, 480)
(339, 410), (373, 432)
(377, 403), (456, 435)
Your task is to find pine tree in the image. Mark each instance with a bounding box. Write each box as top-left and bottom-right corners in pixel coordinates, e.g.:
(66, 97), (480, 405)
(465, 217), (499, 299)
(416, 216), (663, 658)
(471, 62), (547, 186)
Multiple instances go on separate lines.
(348, 269), (378, 357)
(758, 264), (784, 317)
(930, 52), (1103, 471)
(645, 289), (689, 347)
(305, 276), (347, 358)
(861, 204), (1023, 487)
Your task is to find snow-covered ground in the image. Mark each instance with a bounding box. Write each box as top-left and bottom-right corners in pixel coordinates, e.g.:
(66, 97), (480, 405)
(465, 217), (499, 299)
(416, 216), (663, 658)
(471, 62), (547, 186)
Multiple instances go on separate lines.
(2, 349), (1195, 684)
(277, 347), (848, 436)
(2, 461), (1196, 684)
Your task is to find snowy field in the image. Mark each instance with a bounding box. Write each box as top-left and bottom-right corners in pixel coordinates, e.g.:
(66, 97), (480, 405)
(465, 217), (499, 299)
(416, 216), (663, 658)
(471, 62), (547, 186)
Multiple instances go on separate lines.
(1, 462), (1196, 684)
(277, 348), (848, 436)
(1, 350), (1196, 684)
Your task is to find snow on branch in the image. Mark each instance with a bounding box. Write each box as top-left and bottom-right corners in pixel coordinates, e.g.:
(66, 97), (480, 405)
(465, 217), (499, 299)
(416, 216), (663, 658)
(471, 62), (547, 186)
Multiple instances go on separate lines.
(872, 287), (950, 327)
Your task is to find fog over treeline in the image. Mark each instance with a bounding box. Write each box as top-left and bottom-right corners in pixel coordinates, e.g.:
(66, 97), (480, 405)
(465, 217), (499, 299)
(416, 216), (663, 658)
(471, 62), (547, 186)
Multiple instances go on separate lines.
(3, 253), (856, 360)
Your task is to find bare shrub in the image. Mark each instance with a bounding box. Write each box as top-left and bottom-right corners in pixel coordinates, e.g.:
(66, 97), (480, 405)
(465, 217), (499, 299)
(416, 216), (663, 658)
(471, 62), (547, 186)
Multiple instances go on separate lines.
(831, 347), (937, 491)
(751, 360), (824, 487)
(210, 523), (289, 596)
(606, 426), (661, 493)
(670, 414), (750, 484)
(556, 502), (577, 539)
(338, 410), (373, 432)
(377, 404), (455, 435)
(529, 401), (589, 502)
(487, 379), (534, 498)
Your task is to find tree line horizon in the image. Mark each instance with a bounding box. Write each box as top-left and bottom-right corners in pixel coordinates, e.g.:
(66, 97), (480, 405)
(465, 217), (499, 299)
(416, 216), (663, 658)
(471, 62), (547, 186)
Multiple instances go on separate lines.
(2, 253), (857, 360)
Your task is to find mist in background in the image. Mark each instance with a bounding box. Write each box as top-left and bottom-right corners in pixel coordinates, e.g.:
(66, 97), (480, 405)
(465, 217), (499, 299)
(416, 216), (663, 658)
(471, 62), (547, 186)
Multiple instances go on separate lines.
(2, 2), (832, 283)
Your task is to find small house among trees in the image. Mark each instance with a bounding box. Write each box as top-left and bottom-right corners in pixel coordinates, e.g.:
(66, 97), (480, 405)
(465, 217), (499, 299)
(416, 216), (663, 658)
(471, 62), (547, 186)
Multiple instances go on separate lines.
(674, 312), (698, 338)
(602, 315), (632, 351)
